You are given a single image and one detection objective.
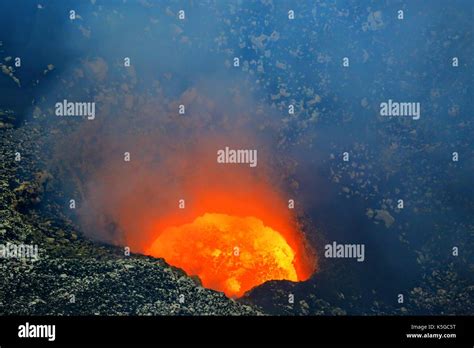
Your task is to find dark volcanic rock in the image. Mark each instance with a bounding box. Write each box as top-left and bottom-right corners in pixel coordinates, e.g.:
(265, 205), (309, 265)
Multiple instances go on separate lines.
(0, 125), (262, 316)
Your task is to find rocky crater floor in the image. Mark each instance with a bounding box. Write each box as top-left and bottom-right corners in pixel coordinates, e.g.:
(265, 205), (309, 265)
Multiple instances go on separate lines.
(1, 118), (473, 316)
(0, 121), (262, 316)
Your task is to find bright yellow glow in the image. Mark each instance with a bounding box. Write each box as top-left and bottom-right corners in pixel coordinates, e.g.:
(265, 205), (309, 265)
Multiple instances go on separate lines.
(147, 213), (299, 298)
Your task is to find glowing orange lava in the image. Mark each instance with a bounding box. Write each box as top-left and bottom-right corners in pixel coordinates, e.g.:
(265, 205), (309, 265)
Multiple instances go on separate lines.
(146, 213), (305, 298)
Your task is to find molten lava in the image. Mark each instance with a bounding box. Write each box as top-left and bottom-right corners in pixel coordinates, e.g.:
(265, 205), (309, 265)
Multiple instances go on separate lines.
(147, 213), (303, 298)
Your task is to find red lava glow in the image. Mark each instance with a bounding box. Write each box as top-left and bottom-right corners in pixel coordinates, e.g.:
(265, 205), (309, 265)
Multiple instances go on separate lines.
(147, 213), (302, 298)
(144, 182), (316, 298)
(68, 112), (317, 297)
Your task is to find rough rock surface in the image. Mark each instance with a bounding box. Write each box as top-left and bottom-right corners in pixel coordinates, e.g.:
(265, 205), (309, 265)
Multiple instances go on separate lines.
(0, 124), (262, 315)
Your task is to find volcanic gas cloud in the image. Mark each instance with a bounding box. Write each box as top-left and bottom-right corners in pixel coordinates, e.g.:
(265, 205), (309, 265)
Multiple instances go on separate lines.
(58, 87), (316, 298)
